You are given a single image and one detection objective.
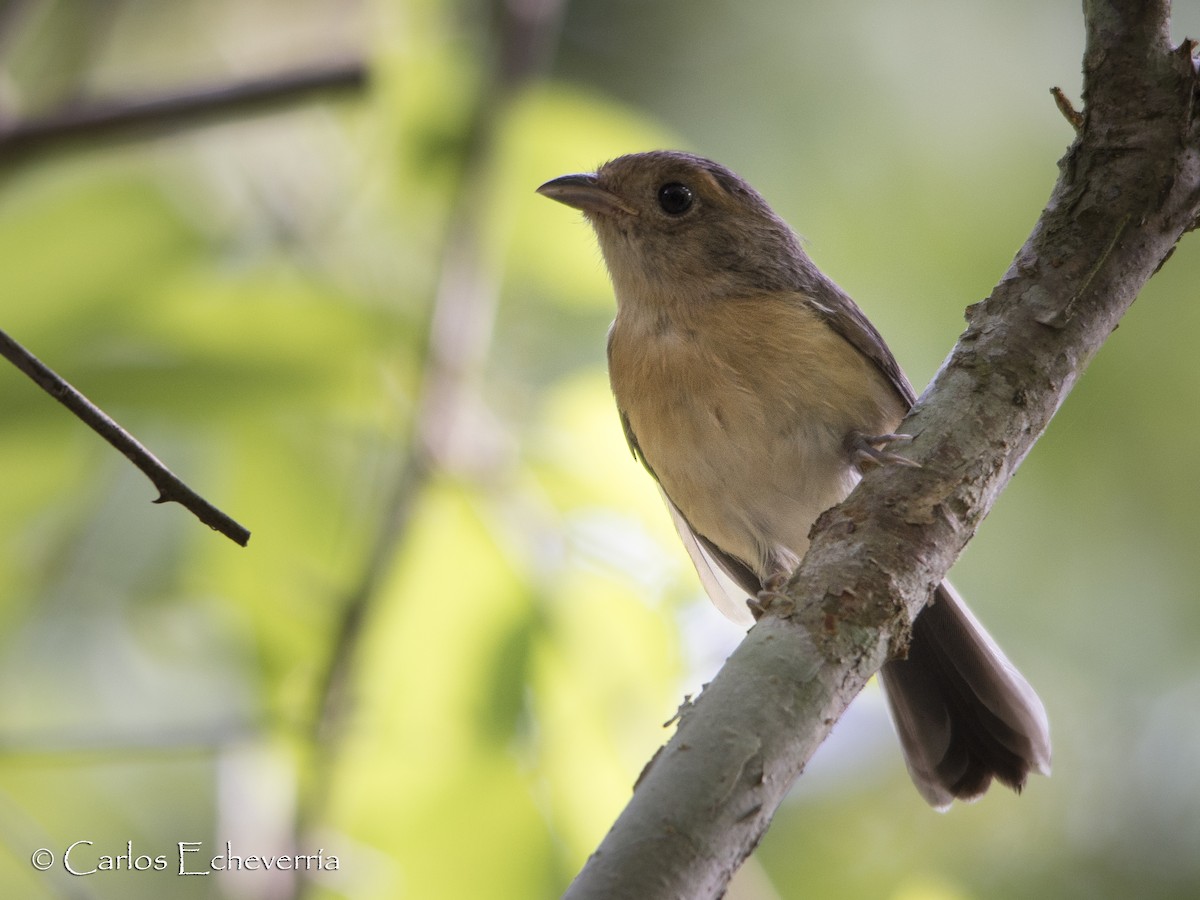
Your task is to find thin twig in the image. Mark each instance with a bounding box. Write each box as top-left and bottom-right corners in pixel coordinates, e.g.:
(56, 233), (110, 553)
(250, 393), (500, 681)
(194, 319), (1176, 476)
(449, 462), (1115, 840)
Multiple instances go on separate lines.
(0, 328), (250, 546)
(0, 59), (367, 162)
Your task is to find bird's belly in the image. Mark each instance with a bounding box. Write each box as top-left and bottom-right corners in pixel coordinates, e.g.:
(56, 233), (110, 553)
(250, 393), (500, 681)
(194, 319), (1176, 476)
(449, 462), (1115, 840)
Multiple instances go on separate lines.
(619, 358), (859, 579)
(608, 295), (904, 582)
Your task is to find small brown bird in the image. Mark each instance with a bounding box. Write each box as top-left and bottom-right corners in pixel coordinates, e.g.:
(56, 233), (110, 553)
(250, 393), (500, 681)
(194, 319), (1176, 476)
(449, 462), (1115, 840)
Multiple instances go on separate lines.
(537, 150), (1050, 808)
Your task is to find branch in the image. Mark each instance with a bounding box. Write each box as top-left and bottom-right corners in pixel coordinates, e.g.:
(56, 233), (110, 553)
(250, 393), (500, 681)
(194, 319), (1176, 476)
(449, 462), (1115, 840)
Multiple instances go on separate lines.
(0, 328), (250, 546)
(564, 2), (1200, 897)
(0, 58), (367, 163)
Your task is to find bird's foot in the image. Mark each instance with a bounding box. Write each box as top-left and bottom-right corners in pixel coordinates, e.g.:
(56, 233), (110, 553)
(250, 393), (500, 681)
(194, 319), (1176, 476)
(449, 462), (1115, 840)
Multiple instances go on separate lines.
(848, 431), (920, 471)
(747, 571), (794, 619)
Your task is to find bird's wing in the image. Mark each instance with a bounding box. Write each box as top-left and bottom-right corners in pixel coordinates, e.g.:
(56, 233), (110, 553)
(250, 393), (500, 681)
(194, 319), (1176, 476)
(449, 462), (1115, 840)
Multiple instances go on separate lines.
(663, 494), (757, 626)
(616, 407), (758, 626)
(808, 281), (918, 408)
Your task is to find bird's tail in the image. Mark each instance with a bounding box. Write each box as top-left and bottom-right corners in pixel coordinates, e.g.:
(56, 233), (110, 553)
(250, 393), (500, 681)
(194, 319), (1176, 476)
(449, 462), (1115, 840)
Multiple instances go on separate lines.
(879, 581), (1051, 809)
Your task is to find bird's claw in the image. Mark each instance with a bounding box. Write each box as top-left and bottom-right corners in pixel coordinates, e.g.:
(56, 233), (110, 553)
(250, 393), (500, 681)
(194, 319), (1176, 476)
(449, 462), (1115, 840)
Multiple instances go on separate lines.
(747, 572), (795, 619)
(848, 431), (920, 471)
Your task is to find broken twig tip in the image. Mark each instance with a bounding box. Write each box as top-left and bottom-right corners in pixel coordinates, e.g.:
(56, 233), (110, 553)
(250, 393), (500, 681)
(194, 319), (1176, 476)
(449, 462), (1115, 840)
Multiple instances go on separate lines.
(1051, 86), (1084, 132)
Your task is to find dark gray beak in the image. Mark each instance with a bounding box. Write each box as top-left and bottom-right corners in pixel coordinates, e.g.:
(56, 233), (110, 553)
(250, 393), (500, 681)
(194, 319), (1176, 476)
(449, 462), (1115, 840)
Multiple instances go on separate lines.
(536, 173), (638, 216)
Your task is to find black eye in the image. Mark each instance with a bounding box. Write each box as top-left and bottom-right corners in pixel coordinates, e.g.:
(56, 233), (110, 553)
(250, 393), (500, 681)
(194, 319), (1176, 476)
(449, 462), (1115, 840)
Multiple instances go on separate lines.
(657, 182), (694, 215)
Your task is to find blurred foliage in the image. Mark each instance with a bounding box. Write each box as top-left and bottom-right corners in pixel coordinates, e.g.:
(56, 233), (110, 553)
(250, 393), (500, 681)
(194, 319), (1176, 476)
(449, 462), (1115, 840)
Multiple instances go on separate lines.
(0, 1), (1199, 899)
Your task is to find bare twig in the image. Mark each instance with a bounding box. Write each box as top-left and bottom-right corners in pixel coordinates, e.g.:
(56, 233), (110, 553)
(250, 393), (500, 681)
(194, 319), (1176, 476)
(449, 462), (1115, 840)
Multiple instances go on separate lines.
(0, 329), (250, 546)
(563, 1), (1200, 896)
(0, 59), (367, 163)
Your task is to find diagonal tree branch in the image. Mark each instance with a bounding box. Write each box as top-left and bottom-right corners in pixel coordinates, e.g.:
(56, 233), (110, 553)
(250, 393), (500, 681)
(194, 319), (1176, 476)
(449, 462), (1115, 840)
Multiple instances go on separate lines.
(0, 328), (250, 545)
(563, 1), (1200, 897)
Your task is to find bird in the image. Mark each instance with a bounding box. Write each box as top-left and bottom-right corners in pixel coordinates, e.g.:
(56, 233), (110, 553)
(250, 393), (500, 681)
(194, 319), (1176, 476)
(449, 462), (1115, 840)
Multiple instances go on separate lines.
(537, 149), (1050, 808)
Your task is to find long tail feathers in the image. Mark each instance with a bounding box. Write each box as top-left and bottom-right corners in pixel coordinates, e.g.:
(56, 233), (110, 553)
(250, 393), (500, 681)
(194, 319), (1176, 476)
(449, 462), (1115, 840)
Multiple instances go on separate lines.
(880, 581), (1051, 809)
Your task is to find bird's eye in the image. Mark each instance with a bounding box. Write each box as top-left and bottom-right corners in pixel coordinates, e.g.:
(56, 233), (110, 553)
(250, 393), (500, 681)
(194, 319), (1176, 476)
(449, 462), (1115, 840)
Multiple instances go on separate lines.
(657, 182), (694, 215)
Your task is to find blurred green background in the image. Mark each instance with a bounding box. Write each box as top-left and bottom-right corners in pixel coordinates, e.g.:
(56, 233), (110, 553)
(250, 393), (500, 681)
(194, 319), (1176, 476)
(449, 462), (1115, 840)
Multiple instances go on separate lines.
(1, 1), (1199, 898)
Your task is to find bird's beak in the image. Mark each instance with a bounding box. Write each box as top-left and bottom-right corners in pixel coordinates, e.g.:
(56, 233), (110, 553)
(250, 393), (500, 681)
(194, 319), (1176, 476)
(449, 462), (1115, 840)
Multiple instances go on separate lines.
(536, 173), (638, 216)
